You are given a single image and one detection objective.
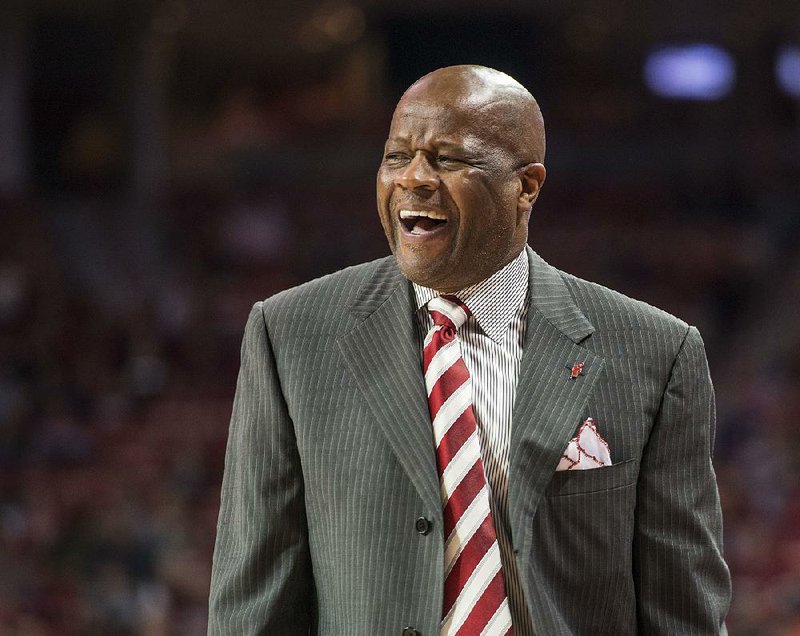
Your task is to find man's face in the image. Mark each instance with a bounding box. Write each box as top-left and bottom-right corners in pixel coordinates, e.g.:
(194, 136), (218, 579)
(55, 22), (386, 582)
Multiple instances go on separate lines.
(377, 94), (533, 292)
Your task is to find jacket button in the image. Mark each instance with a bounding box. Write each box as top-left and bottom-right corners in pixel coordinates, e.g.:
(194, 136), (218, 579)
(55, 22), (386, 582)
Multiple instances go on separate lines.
(402, 628), (420, 636)
(414, 516), (432, 535)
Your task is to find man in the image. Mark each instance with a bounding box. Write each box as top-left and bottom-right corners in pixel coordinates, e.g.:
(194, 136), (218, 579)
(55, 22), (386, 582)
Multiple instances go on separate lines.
(208, 65), (731, 635)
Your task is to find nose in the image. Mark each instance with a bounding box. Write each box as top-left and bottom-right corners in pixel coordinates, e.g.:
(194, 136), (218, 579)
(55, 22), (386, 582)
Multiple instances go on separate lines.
(394, 152), (439, 192)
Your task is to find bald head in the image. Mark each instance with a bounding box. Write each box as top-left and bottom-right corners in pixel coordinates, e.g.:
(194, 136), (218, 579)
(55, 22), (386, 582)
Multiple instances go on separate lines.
(376, 64), (548, 291)
(398, 65), (546, 164)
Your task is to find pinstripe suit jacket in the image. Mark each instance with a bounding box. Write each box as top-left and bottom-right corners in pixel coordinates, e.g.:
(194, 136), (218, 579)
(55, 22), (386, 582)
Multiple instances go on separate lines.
(208, 247), (731, 635)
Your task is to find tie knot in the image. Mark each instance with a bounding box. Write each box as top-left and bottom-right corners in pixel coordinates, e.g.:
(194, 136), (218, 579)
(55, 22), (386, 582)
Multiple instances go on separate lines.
(427, 294), (470, 331)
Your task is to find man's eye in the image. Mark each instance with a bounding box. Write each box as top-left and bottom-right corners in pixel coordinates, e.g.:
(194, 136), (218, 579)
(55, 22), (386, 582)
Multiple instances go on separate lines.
(436, 156), (464, 167)
(383, 153), (409, 165)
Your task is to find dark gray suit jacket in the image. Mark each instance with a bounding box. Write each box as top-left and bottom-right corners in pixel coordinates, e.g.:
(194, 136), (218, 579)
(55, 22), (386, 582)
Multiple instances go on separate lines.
(208, 247), (731, 635)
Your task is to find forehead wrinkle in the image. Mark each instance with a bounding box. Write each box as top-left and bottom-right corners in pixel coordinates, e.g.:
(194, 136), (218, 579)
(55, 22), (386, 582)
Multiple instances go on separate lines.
(467, 85), (530, 111)
(395, 94), (529, 138)
(385, 135), (478, 157)
(388, 121), (491, 157)
(457, 132), (489, 153)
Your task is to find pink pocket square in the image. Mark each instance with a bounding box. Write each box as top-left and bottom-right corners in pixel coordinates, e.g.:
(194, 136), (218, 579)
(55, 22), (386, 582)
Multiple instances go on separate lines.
(556, 417), (612, 471)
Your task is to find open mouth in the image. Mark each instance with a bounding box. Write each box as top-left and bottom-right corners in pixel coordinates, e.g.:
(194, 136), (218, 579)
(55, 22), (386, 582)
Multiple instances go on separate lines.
(399, 209), (448, 236)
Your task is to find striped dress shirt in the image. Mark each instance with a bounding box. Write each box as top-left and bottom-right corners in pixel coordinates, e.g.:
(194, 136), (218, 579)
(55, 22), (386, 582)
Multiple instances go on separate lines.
(413, 250), (534, 636)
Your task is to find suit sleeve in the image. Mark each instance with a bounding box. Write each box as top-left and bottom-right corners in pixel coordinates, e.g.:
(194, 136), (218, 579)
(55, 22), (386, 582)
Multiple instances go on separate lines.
(633, 325), (731, 634)
(208, 302), (312, 635)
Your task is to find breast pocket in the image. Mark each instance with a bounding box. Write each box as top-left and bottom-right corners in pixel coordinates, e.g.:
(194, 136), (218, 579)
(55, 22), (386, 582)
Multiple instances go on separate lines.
(544, 458), (639, 497)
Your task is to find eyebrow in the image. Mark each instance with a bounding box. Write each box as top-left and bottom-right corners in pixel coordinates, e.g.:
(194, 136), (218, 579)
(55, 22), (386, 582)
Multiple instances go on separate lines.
(437, 141), (472, 153)
(384, 138), (474, 154)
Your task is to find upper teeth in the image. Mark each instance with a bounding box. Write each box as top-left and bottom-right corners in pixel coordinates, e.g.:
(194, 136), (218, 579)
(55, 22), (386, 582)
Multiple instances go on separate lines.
(399, 209), (447, 220)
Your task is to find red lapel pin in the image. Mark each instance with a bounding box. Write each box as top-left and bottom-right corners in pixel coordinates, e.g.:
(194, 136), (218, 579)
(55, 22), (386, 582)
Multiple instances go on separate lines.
(567, 362), (585, 380)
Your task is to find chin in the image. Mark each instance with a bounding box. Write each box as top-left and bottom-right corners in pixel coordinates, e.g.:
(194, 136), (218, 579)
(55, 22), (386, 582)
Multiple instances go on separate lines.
(397, 264), (429, 286)
(396, 250), (463, 290)
(398, 263), (437, 289)
(407, 270), (458, 293)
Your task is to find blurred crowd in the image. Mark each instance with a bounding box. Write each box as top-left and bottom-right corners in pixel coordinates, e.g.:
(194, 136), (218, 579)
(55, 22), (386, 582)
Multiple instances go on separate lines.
(2, 29), (800, 636)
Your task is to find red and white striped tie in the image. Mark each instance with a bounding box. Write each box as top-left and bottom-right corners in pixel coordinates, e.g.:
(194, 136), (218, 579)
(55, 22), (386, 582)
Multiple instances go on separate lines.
(424, 295), (514, 636)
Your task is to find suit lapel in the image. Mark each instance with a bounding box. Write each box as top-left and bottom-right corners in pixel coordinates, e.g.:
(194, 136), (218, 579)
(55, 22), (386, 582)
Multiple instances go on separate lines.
(508, 248), (606, 549)
(336, 251), (606, 537)
(337, 258), (442, 515)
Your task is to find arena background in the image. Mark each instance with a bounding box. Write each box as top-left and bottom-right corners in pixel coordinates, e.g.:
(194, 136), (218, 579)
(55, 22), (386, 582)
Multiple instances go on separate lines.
(1, 1), (799, 633)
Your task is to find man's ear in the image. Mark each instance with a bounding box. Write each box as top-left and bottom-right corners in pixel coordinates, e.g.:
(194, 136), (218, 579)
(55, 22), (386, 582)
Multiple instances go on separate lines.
(517, 163), (546, 218)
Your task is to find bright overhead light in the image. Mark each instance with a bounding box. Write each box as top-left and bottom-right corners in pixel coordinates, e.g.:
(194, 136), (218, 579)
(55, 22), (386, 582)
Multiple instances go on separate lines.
(775, 45), (800, 97)
(644, 44), (736, 100)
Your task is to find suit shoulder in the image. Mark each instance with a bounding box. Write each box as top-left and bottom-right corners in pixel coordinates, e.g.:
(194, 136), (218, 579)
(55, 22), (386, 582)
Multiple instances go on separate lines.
(559, 270), (690, 338)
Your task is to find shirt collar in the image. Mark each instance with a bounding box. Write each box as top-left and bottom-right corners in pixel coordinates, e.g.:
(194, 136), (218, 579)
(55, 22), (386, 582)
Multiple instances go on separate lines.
(412, 250), (529, 342)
